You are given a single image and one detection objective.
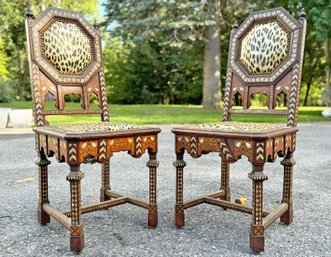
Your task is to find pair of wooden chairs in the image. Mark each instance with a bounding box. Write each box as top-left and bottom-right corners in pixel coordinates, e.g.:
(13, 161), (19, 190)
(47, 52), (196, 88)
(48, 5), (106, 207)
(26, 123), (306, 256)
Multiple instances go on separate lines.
(25, 6), (306, 253)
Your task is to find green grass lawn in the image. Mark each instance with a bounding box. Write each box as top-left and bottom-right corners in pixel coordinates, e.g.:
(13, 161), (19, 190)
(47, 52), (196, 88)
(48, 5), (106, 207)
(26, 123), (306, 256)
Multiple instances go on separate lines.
(1, 101), (330, 125)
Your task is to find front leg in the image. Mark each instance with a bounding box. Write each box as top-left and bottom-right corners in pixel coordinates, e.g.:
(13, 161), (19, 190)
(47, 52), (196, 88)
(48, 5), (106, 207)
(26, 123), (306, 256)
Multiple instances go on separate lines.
(173, 151), (186, 227)
(146, 149), (159, 227)
(67, 165), (84, 253)
(220, 158), (230, 202)
(280, 151), (295, 224)
(249, 163), (268, 253)
(36, 149), (51, 225)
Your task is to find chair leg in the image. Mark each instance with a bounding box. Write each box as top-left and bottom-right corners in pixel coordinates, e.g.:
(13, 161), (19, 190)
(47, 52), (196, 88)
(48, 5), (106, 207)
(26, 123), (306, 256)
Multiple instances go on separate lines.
(67, 165), (84, 253)
(100, 160), (111, 202)
(249, 164), (268, 253)
(173, 152), (186, 227)
(280, 152), (295, 225)
(146, 150), (159, 227)
(36, 150), (51, 225)
(220, 158), (230, 202)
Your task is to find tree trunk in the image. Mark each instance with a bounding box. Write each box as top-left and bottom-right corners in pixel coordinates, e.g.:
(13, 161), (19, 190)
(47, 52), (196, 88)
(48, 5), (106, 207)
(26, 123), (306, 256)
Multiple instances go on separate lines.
(303, 58), (318, 106)
(323, 38), (331, 106)
(303, 82), (311, 106)
(202, 0), (221, 109)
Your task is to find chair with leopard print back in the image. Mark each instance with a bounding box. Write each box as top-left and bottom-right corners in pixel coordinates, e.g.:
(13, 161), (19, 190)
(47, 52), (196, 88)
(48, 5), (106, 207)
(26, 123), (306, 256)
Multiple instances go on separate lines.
(25, 7), (160, 252)
(172, 7), (306, 253)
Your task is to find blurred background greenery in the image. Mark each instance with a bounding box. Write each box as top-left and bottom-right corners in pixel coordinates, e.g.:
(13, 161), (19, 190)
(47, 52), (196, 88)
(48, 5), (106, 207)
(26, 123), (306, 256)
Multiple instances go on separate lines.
(0, 0), (330, 116)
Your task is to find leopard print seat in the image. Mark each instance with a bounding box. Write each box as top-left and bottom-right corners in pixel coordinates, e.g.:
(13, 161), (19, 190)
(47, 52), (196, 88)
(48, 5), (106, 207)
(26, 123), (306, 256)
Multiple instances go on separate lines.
(53, 122), (143, 133)
(239, 21), (289, 74)
(192, 121), (286, 134)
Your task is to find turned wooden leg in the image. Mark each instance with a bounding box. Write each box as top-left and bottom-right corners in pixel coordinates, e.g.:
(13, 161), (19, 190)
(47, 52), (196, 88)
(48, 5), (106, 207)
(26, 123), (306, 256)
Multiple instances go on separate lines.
(67, 165), (84, 253)
(220, 158), (230, 202)
(36, 150), (51, 225)
(173, 152), (186, 227)
(100, 160), (111, 202)
(249, 164), (268, 253)
(147, 150), (159, 227)
(280, 152), (295, 225)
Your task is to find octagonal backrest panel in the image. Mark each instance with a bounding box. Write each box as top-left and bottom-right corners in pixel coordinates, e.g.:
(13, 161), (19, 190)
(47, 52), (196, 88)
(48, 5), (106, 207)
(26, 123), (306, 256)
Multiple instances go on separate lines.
(229, 7), (301, 84)
(28, 7), (102, 84)
(239, 21), (290, 74)
(41, 19), (94, 75)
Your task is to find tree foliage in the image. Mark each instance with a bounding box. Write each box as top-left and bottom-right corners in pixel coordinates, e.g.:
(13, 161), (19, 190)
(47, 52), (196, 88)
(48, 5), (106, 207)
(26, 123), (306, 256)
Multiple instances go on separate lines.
(0, 0), (330, 107)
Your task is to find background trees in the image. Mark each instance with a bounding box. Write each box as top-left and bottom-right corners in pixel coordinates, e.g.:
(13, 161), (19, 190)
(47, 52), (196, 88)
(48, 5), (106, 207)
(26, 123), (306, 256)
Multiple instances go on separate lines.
(0, 0), (329, 108)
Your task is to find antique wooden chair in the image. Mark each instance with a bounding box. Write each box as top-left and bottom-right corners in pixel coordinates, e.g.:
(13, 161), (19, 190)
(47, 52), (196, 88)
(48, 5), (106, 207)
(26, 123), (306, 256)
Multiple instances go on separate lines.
(172, 7), (306, 253)
(25, 7), (160, 252)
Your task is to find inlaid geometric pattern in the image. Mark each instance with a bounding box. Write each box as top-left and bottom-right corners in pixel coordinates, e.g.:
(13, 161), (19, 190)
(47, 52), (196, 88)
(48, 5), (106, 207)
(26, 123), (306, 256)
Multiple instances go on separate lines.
(41, 19), (93, 75)
(193, 122), (285, 134)
(253, 226), (264, 236)
(256, 143), (264, 161)
(31, 64), (45, 126)
(239, 21), (289, 74)
(99, 140), (107, 161)
(136, 136), (142, 155)
(54, 122), (142, 133)
(68, 143), (77, 162)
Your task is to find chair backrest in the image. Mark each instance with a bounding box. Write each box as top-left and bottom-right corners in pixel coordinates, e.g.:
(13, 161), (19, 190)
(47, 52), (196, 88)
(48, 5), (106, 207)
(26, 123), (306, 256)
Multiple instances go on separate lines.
(222, 7), (307, 127)
(25, 7), (109, 126)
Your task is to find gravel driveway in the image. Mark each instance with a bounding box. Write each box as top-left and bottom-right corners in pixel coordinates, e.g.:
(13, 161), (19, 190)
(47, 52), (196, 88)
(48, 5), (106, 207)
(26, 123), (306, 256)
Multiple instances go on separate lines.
(0, 123), (331, 257)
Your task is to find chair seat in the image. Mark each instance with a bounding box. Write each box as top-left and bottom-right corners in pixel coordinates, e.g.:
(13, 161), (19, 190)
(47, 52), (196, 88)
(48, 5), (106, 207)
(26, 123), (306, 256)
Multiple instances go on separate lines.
(54, 122), (143, 133)
(192, 122), (286, 133)
(173, 121), (297, 139)
(33, 122), (160, 140)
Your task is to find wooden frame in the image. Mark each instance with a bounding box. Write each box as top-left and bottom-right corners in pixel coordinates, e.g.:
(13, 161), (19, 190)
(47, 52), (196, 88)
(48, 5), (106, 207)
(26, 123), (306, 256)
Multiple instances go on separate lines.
(25, 7), (160, 252)
(172, 7), (306, 253)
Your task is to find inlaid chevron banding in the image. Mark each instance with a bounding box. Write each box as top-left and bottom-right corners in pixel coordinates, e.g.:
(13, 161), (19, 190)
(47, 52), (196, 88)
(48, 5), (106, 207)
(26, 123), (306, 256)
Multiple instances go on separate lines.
(220, 140), (232, 160)
(69, 143), (77, 162)
(287, 64), (299, 127)
(99, 69), (109, 122)
(32, 64), (45, 126)
(222, 69), (232, 121)
(99, 139), (106, 160)
(190, 137), (197, 155)
(136, 136), (142, 155)
(256, 143), (264, 161)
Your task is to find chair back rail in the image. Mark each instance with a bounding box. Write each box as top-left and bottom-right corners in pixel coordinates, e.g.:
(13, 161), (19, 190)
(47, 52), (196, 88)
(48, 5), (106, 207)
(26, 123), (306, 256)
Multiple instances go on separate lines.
(25, 7), (109, 126)
(222, 7), (307, 127)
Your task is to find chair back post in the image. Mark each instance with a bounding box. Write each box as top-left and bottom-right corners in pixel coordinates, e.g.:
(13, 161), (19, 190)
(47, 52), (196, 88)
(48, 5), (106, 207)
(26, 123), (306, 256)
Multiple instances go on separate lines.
(287, 8), (307, 127)
(222, 22), (238, 122)
(25, 5), (45, 127)
(222, 7), (306, 127)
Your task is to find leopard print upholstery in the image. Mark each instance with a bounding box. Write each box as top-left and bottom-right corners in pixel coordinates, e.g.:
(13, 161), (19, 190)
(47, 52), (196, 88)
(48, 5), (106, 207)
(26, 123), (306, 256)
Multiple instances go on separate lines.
(41, 19), (93, 75)
(193, 122), (286, 134)
(53, 122), (143, 133)
(239, 21), (289, 74)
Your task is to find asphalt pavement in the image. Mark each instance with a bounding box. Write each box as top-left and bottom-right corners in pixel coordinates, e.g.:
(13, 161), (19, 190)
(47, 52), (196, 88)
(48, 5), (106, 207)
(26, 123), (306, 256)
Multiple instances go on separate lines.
(0, 123), (331, 257)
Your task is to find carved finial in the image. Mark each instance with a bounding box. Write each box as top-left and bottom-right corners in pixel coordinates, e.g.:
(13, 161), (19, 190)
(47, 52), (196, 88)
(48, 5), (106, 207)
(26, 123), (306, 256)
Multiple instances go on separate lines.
(25, 1), (34, 18)
(232, 21), (239, 29)
(299, 8), (306, 18)
(94, 20), (107, 29)
(93, 19), (99, 29)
